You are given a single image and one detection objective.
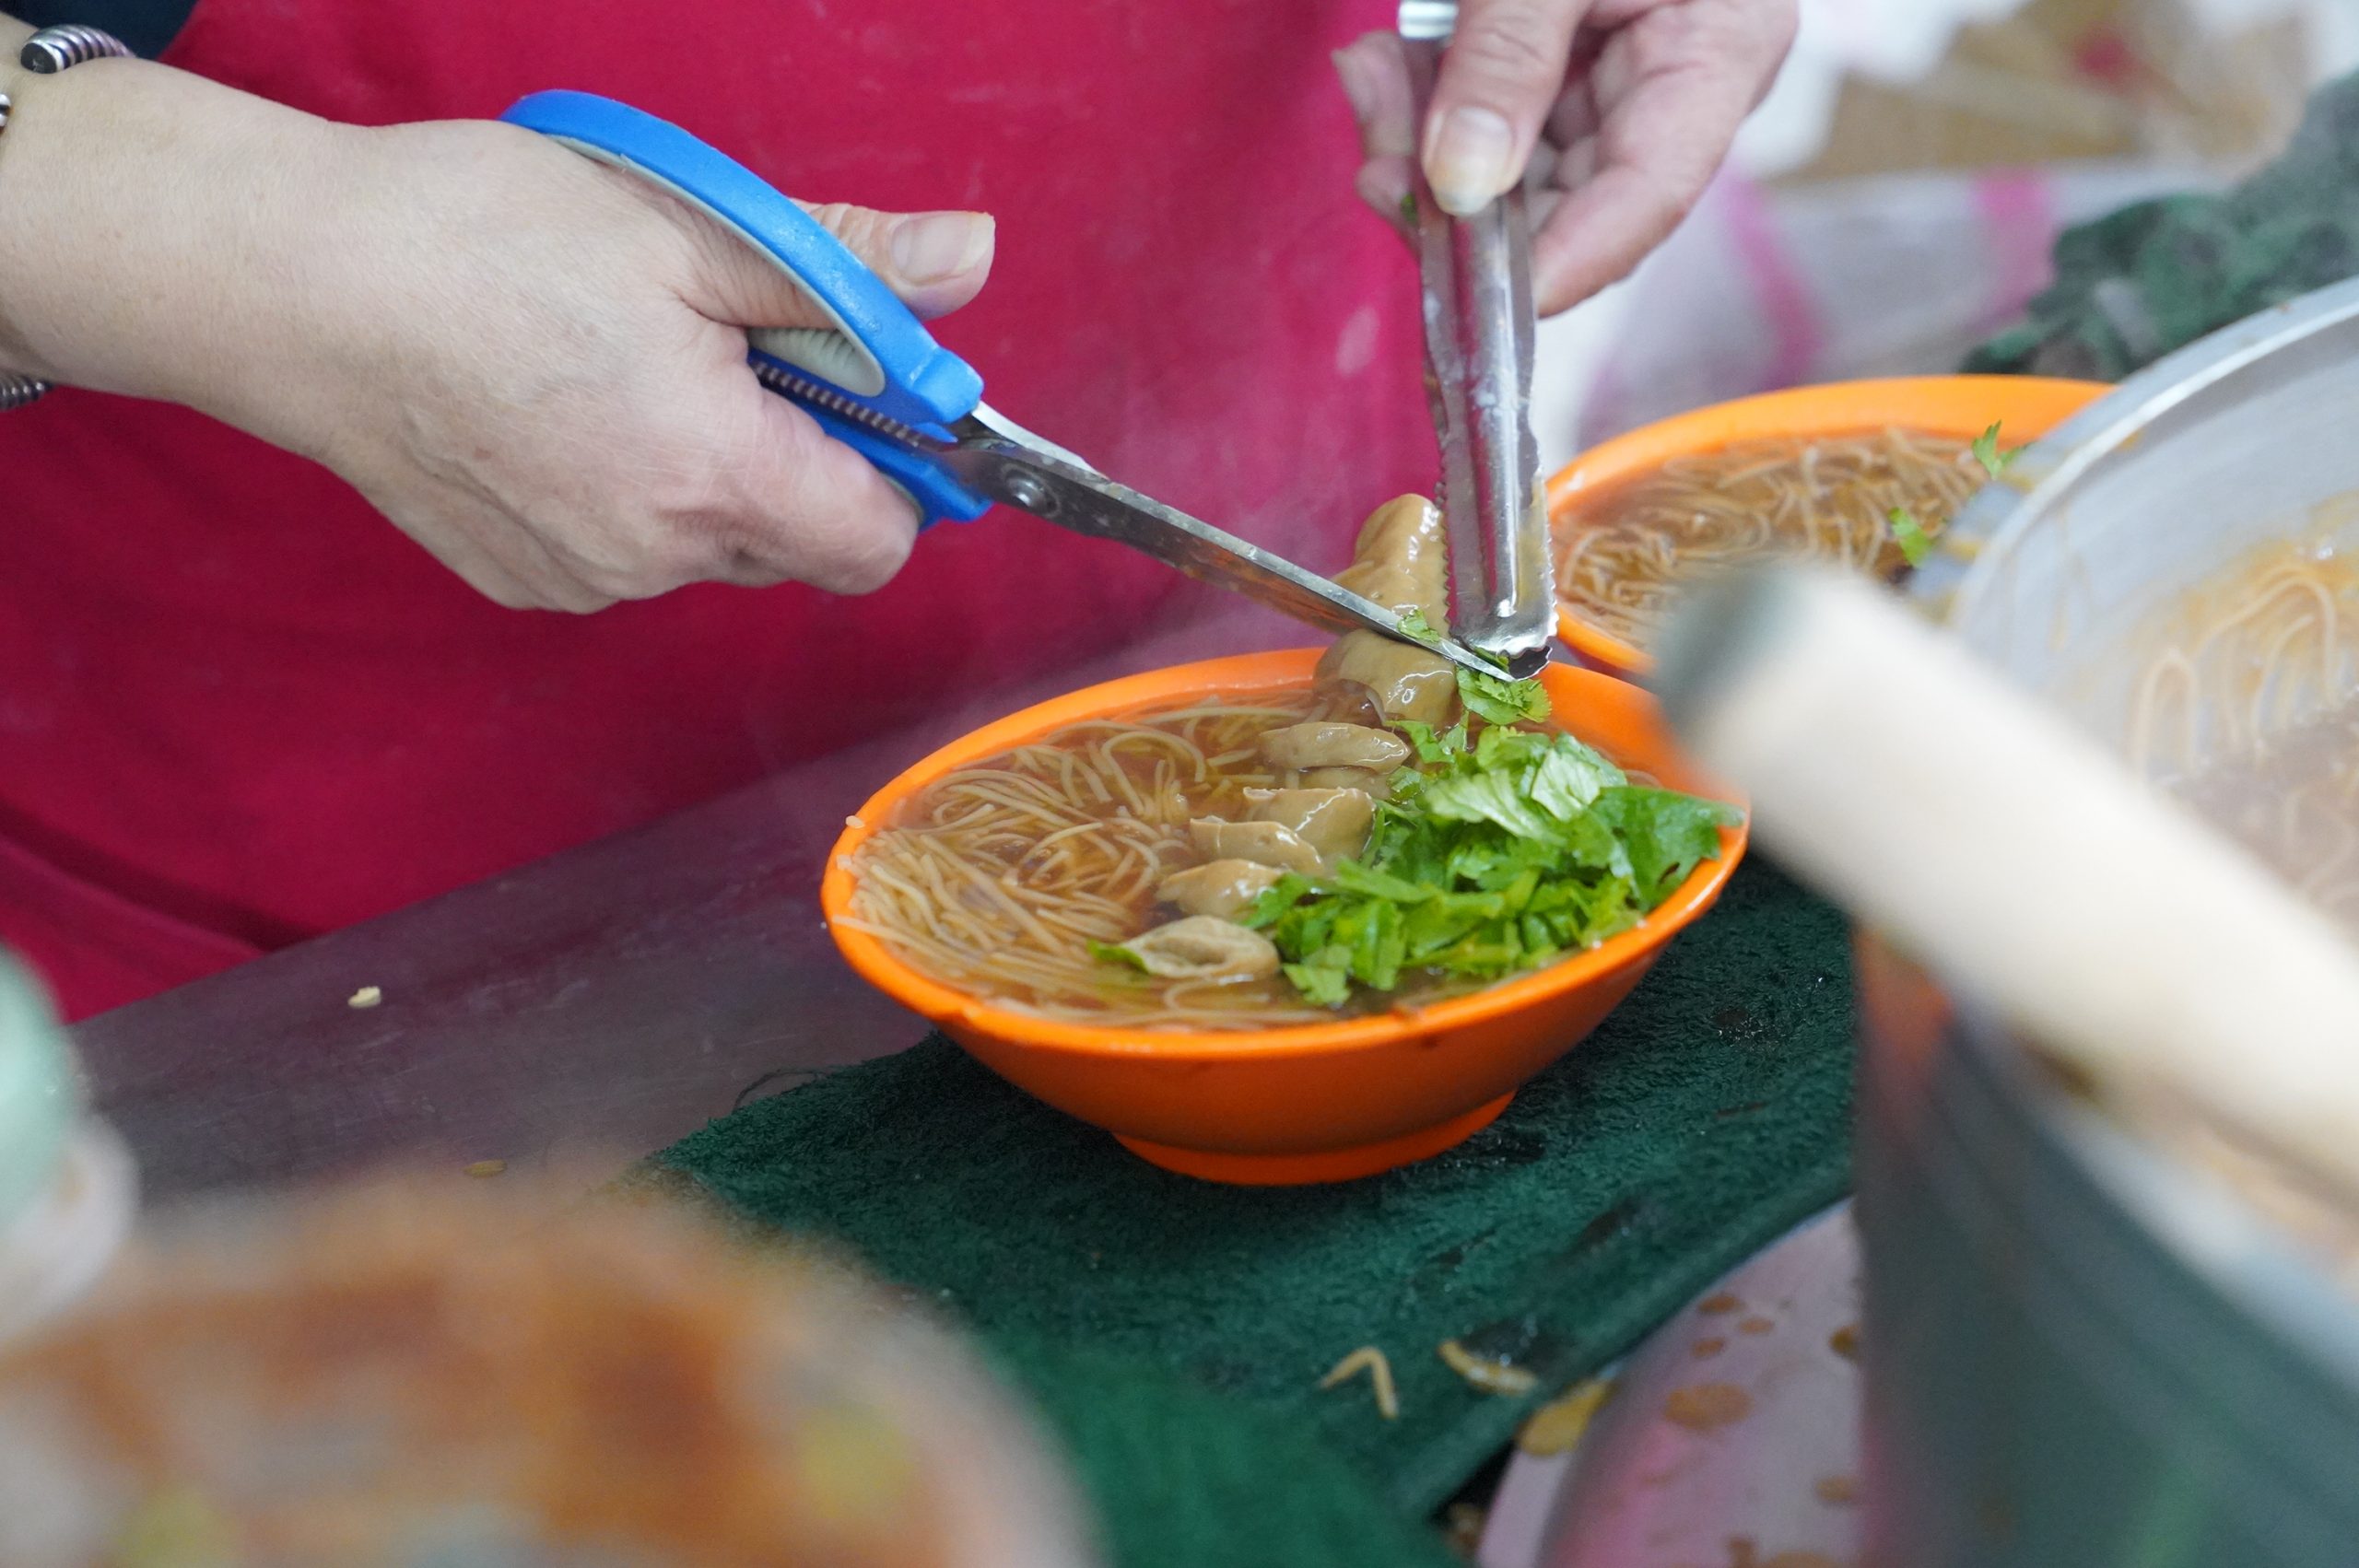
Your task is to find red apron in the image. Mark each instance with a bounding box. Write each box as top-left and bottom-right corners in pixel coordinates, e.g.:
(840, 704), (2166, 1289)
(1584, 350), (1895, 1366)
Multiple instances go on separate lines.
(0, 0), (1437, 1020)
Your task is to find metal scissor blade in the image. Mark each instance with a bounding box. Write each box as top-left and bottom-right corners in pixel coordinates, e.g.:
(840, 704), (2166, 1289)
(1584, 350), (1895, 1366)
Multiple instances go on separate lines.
(750, 363), (1512, 679)
(1400, 0), (1557, 681)
(941, 412), (1510, 680)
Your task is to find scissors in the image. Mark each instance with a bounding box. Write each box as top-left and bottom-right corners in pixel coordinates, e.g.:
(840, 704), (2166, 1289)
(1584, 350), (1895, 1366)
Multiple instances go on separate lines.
(499, 90), (1513, 679)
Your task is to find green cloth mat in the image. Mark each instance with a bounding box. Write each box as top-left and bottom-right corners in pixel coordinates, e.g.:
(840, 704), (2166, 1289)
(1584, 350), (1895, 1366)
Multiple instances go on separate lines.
(991, 1337), (1463, 1568)
(1968, 69), (2359, 381)
(659, 859), (1855, 1563)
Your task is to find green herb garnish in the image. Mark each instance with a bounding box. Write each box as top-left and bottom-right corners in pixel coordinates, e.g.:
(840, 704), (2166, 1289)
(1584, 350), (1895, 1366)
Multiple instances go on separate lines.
(1456, 666), (1552, 726)
(1393, 607), (1552, 724)
(1283, 946), (1356, 1006)
(1087, 940), (1148, 971)
(1971, 420), (2014, 480)
(1887, 507), (1931, 567)
(1400, 191), (1418, 226)
(1240, 721), (1743, 1005)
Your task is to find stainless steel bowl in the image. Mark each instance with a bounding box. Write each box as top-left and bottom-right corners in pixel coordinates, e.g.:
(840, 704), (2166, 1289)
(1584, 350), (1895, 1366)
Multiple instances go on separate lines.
(1863, 276), (2359, 1567)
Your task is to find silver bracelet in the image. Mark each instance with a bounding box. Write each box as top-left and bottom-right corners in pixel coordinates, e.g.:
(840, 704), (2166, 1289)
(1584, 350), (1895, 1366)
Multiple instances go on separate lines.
(0, 25), (133, 411)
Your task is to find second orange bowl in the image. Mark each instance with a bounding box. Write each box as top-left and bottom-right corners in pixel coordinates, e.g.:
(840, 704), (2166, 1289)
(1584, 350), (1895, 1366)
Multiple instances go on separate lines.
(1549, 374), (2109, 676)
(821, 650), (1748, 1185)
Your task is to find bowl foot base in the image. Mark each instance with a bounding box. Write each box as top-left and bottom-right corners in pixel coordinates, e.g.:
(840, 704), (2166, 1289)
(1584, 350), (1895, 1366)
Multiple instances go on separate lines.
(1114, 1094), (1515, 1185)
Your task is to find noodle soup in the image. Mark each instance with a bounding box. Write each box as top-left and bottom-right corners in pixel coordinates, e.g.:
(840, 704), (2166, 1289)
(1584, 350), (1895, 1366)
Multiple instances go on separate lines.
(2123, 533), (2359, 1293)
(2130, 537), (2359, 922)
(839, 688), (1344, 1028)
(822, 641), (1748, 1181)
(837, 497), (1743, 1035)
(1555, 427), (1986, 652)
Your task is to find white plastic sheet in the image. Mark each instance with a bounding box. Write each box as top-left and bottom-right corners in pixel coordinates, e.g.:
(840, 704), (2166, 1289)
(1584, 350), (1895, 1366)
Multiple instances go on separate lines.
(1730, 0), (2356, 184)
(1532, 161), (2203, 462)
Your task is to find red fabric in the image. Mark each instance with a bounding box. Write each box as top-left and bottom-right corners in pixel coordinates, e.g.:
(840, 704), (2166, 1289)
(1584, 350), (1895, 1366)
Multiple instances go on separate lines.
(0, 0), (1435, 1020)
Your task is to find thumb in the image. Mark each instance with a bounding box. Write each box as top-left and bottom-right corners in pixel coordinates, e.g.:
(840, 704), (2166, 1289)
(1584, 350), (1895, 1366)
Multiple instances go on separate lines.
(683, 202), (996, 329)
(1424, 0), (1585, 216)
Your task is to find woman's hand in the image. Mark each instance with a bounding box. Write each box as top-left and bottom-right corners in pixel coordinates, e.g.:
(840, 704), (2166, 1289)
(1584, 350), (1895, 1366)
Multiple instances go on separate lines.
(280, 121), (995, 609)
(1333, 0), (1796, 316)
(0, 43), (992, 610)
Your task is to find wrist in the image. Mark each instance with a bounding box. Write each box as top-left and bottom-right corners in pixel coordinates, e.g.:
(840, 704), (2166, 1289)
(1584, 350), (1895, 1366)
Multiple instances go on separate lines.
(0, 46), (360, 433)
(0, 18), (46, 375)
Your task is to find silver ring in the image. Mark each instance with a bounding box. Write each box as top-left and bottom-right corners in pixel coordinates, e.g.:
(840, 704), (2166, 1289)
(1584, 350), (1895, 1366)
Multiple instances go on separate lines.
(19, 24), (133, 74)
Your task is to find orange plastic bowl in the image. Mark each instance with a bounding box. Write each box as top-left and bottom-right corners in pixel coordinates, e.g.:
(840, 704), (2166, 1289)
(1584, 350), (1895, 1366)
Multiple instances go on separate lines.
(1549, 375), (2108, 676)
(821, 650), (1748, 1186)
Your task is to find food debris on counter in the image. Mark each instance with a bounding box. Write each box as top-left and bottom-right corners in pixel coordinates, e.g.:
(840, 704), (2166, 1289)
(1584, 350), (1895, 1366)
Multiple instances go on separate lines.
(1693, 1335), (1728, 1359)
(1442, 1503), (1487, 1558)
(1662, 1382), (1753, 1432)
(347, 986), (383, 1009)
(1827, 1324), (1860, 1361)
(1438, 1338), (1540, 1398)
(464, 1161), (508, 1179)
(1813, 1474), (1860, 1506)
(1737, 1315), (1776, 1337)
(1515, 1377), (1612, 1455)
(1319, 1345), (1399, 1420)
(1696, 1292), (1743, 1316)
(1725, 1543), (1843, 1568)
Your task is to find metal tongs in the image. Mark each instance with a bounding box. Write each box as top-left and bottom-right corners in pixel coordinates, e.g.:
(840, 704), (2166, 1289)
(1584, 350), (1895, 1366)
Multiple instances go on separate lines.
(500, 88), (1542, 681)
(1398, 1), (1555, 680)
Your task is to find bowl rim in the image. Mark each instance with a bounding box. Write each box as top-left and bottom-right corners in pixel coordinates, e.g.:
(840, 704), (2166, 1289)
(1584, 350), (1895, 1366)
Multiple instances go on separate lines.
(820, 649), (1747, 1062)
(1548, 373), (2113, 675)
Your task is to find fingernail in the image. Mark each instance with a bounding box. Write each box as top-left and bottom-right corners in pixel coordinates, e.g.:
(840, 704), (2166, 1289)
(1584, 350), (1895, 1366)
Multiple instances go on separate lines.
(1426, 106), (1513, 216)
(1332, 46), (1377, 123)
(890, 212), (993, 284)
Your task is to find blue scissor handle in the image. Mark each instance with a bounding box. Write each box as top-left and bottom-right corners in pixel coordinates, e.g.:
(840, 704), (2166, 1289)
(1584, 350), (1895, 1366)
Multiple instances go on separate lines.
(499, 90), (992, 526)
(798, 404), (991, 525)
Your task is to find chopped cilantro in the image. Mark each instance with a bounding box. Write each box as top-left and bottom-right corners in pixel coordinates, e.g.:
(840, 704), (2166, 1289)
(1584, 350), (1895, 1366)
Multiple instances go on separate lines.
(1396, 605), (1444, 648)
(1250, 718), (1743, 1007)
(1391, 606), (1550, 723)
(1971, 420), (2014, 480)
(1399, 191), (1418, 226)
(1587, 787), (1745, 905)
(1087, 940), (1147, 971)
(1456, 666), (1553, 726)
(1887, 507), (1931, 567)
(1284, 946), (1356, 1006)
(1396, 720), (1467, 764)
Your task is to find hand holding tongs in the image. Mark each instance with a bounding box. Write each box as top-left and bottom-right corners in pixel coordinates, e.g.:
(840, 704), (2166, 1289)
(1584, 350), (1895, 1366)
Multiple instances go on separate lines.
(1398, 1), (1556, 680)
(499, 91), (1508, 679)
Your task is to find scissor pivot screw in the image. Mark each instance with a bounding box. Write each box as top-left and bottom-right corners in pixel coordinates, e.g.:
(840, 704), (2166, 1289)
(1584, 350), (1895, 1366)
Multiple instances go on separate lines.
(1003, 474), (1051, 512)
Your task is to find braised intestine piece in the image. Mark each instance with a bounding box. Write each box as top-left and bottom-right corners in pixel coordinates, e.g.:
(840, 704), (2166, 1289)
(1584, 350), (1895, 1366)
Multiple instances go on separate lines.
(1188, 818), (1328, 876)
(1316, 495), (1460, 726)
(1157, 860), (1286, 919)
(1258, 721), (1410, 771)
(1123, 916), (1282, 979)
(1300, 766), (1392, 800)
(1243, 787), (1374, 865)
